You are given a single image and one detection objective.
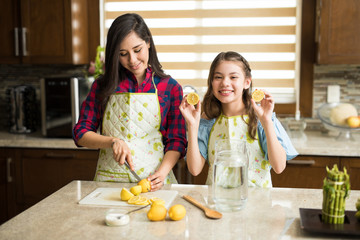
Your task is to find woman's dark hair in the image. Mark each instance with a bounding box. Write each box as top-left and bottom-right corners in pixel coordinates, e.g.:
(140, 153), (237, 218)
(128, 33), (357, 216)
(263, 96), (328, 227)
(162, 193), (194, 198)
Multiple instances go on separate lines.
(202, 51), (258, 140)
(97, 13), (168, 106)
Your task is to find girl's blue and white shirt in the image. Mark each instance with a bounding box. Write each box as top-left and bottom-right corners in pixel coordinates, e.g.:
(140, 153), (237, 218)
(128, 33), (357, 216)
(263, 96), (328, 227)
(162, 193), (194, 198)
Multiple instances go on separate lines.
(197, 113), (298, 163)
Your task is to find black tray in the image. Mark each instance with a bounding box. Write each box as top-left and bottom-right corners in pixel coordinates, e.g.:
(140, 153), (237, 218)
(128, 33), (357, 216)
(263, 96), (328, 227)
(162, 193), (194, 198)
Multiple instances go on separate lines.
(299, 208), (360, 236)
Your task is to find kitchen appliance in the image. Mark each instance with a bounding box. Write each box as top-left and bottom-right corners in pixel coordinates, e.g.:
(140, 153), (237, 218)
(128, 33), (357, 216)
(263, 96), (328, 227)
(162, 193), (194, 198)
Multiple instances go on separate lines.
(6, 85), (38, 134)
(40, 77), (92, 138)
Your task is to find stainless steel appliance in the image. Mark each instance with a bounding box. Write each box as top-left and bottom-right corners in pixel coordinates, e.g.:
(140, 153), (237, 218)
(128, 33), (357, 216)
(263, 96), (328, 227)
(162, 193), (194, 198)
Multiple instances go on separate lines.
(40, 77), (92, 138)
(6, 85), (38, 133)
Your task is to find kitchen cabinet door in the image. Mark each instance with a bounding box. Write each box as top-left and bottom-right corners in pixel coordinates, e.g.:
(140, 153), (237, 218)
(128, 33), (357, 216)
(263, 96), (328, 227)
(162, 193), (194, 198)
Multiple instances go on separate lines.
(16, 148), (98, 210)
(340, 157), (360, 190)
(271, 155), (340, 189)
(0, 0), (90, 64)
(0, 148), (17, 224)
(0, 0), (21, 63)
(316, 0), (360, 64)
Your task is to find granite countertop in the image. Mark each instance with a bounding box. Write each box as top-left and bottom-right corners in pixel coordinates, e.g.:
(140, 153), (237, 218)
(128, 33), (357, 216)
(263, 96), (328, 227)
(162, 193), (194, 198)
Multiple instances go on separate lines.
(0, 129), (359, 157)
(0, 130), (78, 149)
(0, 180), (359, 239)
(288, 130), (360, 157)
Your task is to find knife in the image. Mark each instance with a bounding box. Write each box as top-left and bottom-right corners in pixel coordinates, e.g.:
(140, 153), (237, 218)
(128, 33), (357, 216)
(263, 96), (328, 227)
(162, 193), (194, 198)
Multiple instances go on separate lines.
(124, 161), (142, 182)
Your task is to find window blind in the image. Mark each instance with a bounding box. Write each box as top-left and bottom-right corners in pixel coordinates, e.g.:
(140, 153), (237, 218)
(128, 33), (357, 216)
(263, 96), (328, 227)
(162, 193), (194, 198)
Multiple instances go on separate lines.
(101, 0), (301, 104)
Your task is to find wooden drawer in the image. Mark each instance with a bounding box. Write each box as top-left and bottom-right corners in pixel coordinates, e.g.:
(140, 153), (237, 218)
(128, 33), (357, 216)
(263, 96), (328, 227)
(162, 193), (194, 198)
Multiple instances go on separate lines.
(271, 155), (340, 189)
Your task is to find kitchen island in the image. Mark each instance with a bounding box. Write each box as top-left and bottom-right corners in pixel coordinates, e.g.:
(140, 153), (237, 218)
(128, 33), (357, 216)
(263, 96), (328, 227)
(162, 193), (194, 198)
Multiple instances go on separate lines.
(0, 181), (359, 239)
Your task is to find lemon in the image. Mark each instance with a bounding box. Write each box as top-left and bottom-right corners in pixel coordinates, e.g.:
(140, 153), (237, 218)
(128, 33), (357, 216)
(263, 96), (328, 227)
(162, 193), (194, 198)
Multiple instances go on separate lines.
(130, 185), (142, 196)
(127, 195), (141, 204)
(135, 200), (150, 205)
(186, 92), (200, 105)
(134, 196), (149, 205)
(138, 179), (151, 193)
(150, 197), (166, 206)
(120, 188), (134, 201)
(168, 204), (186, 221)
(147, 205), (167, 221)
(251, 89), (265, 102)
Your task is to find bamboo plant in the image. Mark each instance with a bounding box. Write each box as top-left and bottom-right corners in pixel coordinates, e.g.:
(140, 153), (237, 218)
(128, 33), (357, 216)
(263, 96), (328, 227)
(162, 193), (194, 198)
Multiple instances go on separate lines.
(322, 164), (350, 224)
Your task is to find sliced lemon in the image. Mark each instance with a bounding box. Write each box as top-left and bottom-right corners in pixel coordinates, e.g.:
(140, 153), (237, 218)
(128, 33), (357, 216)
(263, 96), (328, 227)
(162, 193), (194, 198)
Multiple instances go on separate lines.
(251, 89), (265, 102)
(187, 92), (200, 105)
(135, 199), (150, 205)
(130, 185), (142, 196)
(127, 195), (142, 204)
(120, 188), (134, 201)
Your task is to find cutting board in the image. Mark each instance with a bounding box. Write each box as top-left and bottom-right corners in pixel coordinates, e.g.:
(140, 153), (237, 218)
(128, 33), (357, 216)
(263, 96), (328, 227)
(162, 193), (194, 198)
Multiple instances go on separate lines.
(79, 188), (178, 209)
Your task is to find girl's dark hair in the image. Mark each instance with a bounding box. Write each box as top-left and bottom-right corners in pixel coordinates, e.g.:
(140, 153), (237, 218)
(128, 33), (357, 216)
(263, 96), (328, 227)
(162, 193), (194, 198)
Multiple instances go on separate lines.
(202, 51), (257, 140)
(97, 13), (168, 106)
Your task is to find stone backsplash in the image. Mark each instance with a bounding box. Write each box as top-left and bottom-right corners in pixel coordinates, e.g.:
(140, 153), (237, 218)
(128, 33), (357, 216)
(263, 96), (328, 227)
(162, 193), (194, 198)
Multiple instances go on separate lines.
(313, 64), (360, 117)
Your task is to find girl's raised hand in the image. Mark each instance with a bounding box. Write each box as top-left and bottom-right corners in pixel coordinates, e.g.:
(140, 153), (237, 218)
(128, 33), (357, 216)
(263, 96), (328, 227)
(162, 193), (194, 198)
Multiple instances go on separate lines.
(179, 94), (202, 128)
(251, 90), (274, 123)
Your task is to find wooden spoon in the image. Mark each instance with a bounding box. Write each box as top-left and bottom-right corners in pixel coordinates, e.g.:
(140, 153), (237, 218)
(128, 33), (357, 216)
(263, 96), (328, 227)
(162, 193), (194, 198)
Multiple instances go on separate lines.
(183, 195), (222, 219)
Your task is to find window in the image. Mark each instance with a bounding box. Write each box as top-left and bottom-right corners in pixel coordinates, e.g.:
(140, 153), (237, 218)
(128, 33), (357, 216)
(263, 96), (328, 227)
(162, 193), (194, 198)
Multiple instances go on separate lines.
(101, 0), (302, 109)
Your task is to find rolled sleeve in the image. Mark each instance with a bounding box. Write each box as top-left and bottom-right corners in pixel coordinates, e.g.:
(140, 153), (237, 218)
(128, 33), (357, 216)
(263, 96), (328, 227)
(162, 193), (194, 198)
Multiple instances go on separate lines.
(163, 80), (187, 158)
(72, 80), (102, 147)
(197, 118), (216, 162)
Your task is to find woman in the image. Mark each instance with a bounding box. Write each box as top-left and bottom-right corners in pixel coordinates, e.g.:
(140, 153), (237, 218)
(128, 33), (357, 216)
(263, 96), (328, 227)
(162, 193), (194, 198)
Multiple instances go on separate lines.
(73, 13), (187, 191)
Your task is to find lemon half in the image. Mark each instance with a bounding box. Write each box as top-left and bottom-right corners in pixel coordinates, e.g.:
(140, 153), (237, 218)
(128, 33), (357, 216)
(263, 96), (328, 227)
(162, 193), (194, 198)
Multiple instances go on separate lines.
(187, 92), (200, 105)
(120, 188), (134, 201)
(252, 89), (265, 102)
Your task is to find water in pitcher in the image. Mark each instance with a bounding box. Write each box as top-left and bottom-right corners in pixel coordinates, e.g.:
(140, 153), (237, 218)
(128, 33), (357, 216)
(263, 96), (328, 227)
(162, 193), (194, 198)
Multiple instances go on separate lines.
(212, 149), (248, 211)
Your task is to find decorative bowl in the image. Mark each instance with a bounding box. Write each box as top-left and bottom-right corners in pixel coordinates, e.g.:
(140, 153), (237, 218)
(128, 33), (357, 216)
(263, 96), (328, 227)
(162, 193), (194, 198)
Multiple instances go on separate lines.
(317, 103), (360, 141)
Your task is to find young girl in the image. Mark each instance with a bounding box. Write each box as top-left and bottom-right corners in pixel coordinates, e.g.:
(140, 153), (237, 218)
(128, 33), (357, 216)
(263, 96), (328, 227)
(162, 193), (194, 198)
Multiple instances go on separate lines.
(180, 51), (298, 188)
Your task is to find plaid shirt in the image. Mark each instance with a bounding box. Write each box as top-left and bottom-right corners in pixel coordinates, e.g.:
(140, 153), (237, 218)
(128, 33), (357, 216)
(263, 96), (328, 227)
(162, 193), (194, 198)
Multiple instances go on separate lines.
(73, 68), (187, 157)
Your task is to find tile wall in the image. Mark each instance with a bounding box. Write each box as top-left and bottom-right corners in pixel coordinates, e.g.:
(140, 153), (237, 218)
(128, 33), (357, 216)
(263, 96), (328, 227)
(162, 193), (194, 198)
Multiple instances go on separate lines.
(313, 64), (360, 117)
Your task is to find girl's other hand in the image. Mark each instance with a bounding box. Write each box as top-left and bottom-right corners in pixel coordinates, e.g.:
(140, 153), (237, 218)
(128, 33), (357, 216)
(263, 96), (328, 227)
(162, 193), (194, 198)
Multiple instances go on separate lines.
(179, 94), (202, 128)
(251, 90), (274, 123)
(111, 139), (134, 170)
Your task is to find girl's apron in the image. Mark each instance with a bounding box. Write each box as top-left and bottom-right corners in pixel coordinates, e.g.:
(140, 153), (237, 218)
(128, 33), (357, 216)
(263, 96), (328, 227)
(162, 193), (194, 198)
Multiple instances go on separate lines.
(207, 114), (272, 188)
(94, 74), (177, 184)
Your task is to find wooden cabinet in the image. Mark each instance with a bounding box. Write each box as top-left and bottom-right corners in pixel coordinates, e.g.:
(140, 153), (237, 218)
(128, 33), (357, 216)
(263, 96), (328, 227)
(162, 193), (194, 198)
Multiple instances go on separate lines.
(271, 155), (339, 189)
(16, 148), (98, 210)
(0, 148), (17, 225)
(316, 0), (360, 64)
(272, 155), (360, 190)
(0, 147), (98, 224)
(340, 157), (360, 190)
(0, 0), (89, 64)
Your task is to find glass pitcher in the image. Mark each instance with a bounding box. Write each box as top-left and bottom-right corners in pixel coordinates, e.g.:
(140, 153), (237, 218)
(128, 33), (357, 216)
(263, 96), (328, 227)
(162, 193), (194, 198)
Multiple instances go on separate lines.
(212, 139), (249, 211)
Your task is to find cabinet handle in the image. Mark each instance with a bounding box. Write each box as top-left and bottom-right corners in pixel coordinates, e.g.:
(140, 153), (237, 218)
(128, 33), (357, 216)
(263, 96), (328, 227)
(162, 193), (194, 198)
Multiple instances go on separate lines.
(287, 159), (315, 165)
(21, 27), (28, 56)
(7, 158), (13, 183)
(44, 153), (75, 159)
(14, 28), (20, 56)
